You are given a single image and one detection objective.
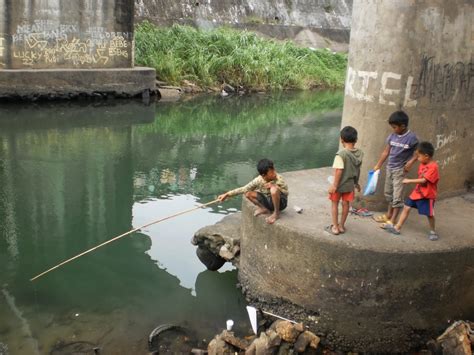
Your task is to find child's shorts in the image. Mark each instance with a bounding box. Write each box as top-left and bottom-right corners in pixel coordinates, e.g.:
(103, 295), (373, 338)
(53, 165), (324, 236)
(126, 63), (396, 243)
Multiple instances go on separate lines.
(405, 197), (435, 217)
(329, 191), (354, 202)
(256, 192), (288, 212)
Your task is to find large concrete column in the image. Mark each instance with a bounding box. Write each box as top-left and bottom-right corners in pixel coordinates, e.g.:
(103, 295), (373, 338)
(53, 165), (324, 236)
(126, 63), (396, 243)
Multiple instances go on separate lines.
(341, 0), (473, 209)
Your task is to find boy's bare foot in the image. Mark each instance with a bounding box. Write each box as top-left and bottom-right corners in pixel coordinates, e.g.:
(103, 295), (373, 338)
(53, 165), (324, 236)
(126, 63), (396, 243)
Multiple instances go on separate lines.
(338, 224), (346, 234)
(265, 213), (279, 224)
(254, 207), (269, 217)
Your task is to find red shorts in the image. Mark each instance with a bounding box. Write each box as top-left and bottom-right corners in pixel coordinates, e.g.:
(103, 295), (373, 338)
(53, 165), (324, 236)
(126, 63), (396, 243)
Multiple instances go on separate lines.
(329, 191), (354, 202)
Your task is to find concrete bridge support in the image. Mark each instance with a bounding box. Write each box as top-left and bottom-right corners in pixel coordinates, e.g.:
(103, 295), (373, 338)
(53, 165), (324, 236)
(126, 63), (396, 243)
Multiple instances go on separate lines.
(0, 0), (155, 99)
(341, 0), (473, 209)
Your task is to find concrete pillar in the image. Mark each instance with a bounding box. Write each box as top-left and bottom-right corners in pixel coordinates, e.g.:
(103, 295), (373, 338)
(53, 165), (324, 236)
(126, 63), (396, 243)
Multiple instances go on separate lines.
(0, 0), (135, 69)
(341, 0), (473, 209)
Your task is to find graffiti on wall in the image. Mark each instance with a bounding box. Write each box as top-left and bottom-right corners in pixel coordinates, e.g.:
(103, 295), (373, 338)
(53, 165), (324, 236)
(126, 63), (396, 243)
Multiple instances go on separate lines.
(9, 20), (132, 67)
(345, 55), (473, 107)
(412, 55), (474, 104)
(0, 36), (5, 67)
(345, 67), (418, 107)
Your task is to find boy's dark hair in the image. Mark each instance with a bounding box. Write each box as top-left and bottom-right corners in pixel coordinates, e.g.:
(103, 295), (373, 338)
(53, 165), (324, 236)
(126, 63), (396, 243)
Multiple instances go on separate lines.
(340, 126), (358, 143)
(257, 158), (274, 176)
(417, 141), (435, 157)
(388, 111), (409, 127)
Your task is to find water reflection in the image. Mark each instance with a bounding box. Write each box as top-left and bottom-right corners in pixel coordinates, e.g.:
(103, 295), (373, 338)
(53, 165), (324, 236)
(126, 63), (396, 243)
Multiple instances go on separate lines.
(0, 91), (342, 354)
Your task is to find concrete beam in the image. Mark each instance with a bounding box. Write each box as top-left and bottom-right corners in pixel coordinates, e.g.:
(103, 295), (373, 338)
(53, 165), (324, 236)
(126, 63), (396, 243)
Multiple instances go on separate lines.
(0, 67), (155, 99)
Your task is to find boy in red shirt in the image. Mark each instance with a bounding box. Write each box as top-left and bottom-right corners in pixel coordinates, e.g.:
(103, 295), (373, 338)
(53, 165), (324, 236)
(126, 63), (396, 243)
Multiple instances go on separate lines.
(384, 142), (439, 240)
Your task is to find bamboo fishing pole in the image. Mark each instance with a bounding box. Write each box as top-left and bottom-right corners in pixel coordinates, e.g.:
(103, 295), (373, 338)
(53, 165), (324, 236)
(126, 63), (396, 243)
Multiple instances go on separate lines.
(30, 198), (220, 282)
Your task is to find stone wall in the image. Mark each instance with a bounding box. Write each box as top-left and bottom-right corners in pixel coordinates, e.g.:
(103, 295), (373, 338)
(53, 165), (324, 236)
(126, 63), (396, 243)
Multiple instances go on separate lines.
(134, 0), (353, 51)
(341, 0), (473, 207)
(0, 0), (134, 69)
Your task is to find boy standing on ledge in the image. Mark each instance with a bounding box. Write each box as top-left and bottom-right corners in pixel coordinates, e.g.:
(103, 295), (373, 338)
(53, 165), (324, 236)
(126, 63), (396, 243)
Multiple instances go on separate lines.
(326, 126), (364, 235)
(373, 111), (418, 226)
(218, 158), (288, 224)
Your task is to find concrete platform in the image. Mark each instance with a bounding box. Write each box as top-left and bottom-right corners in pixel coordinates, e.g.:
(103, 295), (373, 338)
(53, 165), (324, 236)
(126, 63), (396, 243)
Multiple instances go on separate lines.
(0, 67), (156, 100)
(238, 167), (474, 352)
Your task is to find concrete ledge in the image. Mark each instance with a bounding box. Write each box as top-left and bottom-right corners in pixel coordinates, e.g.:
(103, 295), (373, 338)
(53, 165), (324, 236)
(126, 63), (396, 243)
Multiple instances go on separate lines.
(0, 67), (156, 100)
(238, 167), (474, 352)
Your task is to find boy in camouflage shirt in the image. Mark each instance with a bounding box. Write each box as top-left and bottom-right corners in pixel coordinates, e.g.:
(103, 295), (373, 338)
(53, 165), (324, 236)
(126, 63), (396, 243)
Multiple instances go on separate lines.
(218, 159), (288, 224)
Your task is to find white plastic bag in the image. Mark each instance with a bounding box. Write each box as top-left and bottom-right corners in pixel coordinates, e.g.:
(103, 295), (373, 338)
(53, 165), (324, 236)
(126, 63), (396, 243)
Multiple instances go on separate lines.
(363, 169), (380, 196)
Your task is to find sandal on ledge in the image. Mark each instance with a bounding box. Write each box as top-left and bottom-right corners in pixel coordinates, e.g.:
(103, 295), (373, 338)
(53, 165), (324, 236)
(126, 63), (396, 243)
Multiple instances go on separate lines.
(384, 225), (401, 235)
(379, 222), (394, 230)
(373, 214), (390, 223)
(428, 231), (439, 241)
(324, 225), (340, 235)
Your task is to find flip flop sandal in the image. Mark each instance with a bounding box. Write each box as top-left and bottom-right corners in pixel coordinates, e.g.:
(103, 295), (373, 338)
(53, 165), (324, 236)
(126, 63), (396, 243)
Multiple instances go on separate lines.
(385, 225), (401, 235)
(373, 214), (389, 223)
(379, 222), (393, 230)
(428, 232), (439, 241)
(353, 208), (374, 217)
(324, 225), (339, 235)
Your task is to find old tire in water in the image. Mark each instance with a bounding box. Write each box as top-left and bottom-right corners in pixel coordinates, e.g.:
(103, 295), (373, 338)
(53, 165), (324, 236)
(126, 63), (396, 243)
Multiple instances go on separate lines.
(196, 246), (226, 271)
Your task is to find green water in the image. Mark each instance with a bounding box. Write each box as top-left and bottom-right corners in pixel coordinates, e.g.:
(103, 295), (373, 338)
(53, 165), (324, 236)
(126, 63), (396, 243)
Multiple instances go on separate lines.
(0, 91), (342, 354)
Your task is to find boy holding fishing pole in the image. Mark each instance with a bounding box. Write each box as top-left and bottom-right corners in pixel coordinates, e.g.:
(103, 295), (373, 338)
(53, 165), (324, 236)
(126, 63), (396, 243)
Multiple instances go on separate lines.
(218, 158), (288, 224)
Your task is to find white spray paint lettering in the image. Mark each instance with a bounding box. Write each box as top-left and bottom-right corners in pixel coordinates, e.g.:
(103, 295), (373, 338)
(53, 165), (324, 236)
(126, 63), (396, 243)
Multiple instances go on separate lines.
(436, 130), (458, 150)
(0, 36), (5, 57)
(345, 66), (418, 107)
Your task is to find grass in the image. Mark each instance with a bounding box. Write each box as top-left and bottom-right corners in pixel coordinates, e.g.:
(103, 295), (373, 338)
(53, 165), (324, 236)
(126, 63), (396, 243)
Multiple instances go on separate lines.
(134, 22), (347, 91)
(134, 90), (344, 138)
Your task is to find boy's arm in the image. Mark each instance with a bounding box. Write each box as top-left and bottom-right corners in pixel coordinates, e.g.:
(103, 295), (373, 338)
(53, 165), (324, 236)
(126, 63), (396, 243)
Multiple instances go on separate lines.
(403, 155), (418, 173)
(329, 169), (343, 193)
(404, 137), (419, 172)
(402, 178), (426, 184)
(218, 177), (259, 201)
(374, 144), (390, 171)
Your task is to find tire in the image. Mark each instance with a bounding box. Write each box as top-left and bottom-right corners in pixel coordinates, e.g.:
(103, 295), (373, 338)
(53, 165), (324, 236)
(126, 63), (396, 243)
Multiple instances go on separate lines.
(196, 246), (226, 271)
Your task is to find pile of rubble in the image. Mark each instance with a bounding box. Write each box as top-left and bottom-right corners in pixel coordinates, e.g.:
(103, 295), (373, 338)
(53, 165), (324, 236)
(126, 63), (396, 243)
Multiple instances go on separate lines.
(428, 321), (473, 355)
(202, 320), (474, 354)
(207, 320), (320, 354)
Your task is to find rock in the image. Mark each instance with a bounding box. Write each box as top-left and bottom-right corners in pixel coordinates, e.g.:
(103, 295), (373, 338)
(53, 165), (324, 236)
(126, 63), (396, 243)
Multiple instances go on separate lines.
(182, 80), (203, 93)
(221, 330), (250, 350)
(271, 320), (302, 343)
(157, 87), (182, 101)
(436, 321), (472, 355)
(245, 330), (281, 355)
(222, 84), (235, 93)
(208, 336), (235, 355)
(276, 342), (292, 355)
(294, 323), (305, 333)
(219, 245), (234, 260)
(192, 213), (241, 267)
(294, 331), (320, 353)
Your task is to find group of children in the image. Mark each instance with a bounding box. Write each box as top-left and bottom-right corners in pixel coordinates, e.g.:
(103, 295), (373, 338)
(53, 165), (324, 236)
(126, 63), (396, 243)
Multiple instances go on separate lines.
(218, 110), (440, 240)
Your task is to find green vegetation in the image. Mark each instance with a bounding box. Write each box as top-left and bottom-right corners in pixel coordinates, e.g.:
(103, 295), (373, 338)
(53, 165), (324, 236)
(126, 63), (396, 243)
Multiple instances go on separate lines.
(135, 22), (347, 91)
(134, 90), (343, 138)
